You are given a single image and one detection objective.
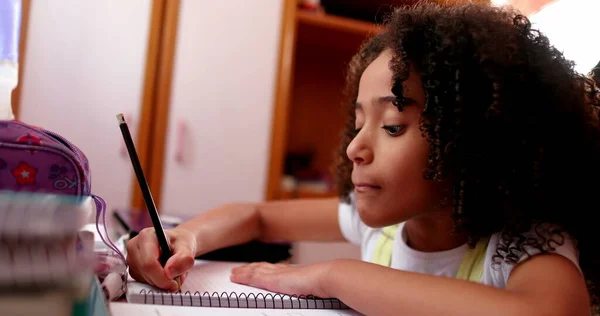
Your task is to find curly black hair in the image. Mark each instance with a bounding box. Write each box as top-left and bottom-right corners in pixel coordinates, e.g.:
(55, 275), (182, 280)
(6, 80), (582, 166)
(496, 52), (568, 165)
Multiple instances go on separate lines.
(335, 2), (600, 307)
(592, 60), (600, 87)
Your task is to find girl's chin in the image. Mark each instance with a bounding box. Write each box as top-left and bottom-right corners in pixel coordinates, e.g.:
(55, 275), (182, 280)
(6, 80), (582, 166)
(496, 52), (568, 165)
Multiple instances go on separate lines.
(357, 206), (408, 228)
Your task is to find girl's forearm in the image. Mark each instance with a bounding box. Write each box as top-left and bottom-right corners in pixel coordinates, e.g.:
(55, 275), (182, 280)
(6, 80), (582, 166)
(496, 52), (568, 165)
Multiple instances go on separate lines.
(322, 259), (539, 316)
(175, 197), (343, 256)
(176, 203), (261, 256)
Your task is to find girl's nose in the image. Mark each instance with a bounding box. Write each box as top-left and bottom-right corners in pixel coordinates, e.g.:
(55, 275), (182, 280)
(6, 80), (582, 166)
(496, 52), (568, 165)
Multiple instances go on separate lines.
(346, 129), (373, 165)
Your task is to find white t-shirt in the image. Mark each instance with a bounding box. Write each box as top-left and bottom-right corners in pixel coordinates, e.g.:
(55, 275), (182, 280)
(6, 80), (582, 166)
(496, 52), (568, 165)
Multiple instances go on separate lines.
(338, 196), (581, 288)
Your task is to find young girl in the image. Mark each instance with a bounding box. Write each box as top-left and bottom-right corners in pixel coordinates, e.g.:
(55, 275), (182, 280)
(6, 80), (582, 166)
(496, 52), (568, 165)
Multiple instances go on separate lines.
(126, 3), (600, 315)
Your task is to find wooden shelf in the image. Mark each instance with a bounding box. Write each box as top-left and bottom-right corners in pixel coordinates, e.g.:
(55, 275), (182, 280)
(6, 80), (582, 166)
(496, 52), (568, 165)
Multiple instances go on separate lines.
(296, 10), (382, 36)
(266, 3), (380, 201)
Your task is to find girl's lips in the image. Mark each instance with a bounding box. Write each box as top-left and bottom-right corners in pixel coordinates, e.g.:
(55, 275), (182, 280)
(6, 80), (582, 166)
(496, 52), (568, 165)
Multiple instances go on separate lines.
(354, 184), (382, 193)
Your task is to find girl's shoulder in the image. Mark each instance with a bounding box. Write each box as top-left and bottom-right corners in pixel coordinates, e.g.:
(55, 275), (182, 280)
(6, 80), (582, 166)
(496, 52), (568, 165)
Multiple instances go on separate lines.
(483, 223), (581, 287)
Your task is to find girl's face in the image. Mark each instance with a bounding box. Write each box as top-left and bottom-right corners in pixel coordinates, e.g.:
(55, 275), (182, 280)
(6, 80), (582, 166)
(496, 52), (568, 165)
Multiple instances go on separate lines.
(347, 50), (443, 227)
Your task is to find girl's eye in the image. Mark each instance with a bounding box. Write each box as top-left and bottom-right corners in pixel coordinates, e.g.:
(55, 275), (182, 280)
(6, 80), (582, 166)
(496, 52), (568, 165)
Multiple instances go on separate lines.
(383, 125), (404, 136)
(353, 128), (362, 137)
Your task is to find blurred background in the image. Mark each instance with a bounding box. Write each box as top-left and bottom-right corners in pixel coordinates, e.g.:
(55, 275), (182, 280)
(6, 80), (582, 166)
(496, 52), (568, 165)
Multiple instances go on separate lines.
(1, 0), (598, 265)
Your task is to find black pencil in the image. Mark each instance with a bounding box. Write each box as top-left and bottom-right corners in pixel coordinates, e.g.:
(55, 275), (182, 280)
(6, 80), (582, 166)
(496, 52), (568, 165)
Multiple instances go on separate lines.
(116, 113), (181, 290)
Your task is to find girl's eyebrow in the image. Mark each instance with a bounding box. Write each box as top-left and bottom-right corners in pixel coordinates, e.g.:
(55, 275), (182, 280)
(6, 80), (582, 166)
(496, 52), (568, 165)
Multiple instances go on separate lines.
(374, 95), (397, 105)
(354, 95), (397, 110)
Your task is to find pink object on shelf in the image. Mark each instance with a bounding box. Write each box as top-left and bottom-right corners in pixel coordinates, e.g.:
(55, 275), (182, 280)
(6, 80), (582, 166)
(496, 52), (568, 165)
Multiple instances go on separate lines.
(175, 119), (187, 165)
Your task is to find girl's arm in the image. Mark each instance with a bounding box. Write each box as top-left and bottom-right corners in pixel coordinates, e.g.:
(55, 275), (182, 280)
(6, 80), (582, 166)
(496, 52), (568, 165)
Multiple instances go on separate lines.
(127, 197), (343, 290)
(232, 252), (589, 316)
(325, 254), (589, 316)
(177, 197), (344, 256)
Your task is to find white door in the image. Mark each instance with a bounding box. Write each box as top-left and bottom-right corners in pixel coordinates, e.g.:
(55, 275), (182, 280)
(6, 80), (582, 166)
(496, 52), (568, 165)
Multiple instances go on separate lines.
(160, 0), (283, 216)
(18, 1), (152, 212)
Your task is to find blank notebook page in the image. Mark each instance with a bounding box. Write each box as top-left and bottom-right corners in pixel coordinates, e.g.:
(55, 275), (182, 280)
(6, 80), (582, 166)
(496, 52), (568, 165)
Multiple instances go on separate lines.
(126, 260), (348, 310)
(178, 260), (274, 294)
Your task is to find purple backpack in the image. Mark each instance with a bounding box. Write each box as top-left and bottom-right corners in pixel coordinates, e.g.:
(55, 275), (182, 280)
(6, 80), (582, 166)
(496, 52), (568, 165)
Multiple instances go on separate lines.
(0, 119), (124, 260)
(0, 120), (91, 195)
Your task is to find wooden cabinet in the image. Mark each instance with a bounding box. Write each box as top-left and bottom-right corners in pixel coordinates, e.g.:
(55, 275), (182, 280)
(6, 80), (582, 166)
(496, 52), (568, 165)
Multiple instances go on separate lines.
(16, 0), (289, 216)
(151, 0), (285, 216)
(16, 0), (490, 212)
(265, 4), (381, 201)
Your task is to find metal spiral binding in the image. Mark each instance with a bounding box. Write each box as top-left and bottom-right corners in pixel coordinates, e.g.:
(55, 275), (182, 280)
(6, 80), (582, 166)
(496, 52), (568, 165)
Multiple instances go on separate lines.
(139, 289), (348, 309)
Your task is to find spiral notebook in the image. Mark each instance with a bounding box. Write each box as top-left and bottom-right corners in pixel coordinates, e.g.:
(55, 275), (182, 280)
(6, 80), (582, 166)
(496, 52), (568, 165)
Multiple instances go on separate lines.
(0, 190), (94, 238)
(126, 260), (349, 310)
(0, 191), (105, 316)
(0, 191), (95, 287)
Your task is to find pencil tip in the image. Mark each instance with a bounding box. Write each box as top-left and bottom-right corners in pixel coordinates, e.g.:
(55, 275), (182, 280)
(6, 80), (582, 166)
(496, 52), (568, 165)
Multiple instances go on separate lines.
(116, 113), (125, 124)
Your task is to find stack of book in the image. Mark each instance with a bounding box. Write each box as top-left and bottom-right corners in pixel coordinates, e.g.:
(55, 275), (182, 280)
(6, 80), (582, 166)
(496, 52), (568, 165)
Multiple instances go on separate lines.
(0, 191), (108, 316)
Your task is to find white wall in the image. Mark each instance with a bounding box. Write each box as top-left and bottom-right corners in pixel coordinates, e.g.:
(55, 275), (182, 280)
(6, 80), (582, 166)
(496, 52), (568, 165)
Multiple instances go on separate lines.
(0, 62), (16, 120)
(18, 1), (152, 212)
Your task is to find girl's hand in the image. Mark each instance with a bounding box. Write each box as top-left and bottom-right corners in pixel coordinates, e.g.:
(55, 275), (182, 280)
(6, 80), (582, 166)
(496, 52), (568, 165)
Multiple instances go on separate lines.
(126, 227), (197, 291)
(230, 261), (332, 298)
